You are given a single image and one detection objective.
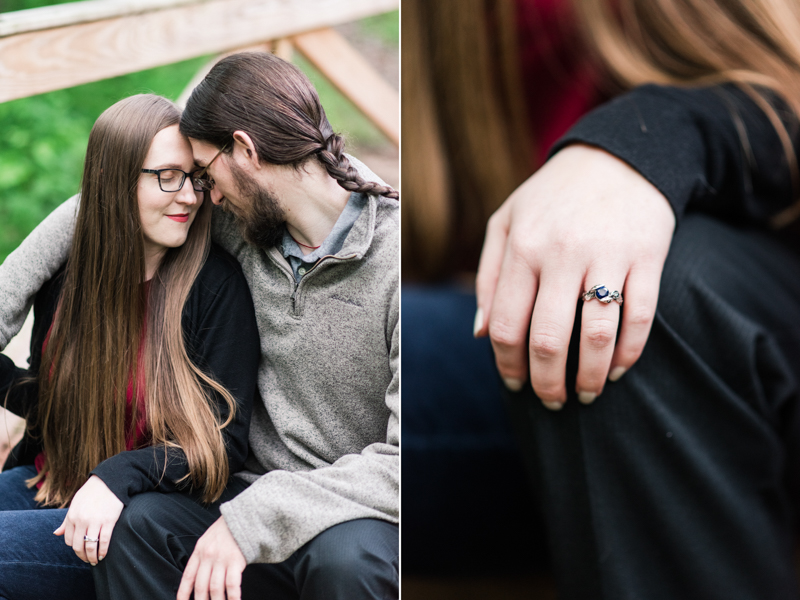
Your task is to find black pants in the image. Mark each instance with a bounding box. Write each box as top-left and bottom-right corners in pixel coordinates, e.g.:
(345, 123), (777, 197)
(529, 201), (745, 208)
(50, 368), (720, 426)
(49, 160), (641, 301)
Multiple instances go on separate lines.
(507, 214), (800, 599)
(92, 478), (398, 600)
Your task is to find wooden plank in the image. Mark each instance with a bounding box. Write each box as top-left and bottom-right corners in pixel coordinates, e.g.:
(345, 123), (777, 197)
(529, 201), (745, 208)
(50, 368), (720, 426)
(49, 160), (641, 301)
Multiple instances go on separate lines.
(292, 28), (399, 145)
(0, 0), (398, 103)
(0, 0), (201, 37)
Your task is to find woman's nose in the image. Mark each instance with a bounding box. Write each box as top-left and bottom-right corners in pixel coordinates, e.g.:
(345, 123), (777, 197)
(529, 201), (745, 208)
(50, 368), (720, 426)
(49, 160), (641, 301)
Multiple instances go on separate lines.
(176, 176), (200, 204)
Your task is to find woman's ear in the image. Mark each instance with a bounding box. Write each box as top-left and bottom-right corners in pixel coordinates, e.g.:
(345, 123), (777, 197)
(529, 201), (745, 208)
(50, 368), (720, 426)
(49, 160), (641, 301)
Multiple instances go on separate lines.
(232, 131), (260, 168)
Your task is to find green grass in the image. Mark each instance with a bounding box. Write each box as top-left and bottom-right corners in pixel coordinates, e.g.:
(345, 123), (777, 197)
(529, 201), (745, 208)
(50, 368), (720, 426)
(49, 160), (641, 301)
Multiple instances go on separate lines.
(0, 2), (397, 263)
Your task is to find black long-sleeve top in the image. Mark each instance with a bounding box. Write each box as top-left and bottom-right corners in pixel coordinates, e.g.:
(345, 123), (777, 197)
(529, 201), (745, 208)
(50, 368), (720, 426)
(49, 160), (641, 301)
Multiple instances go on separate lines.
(551, 83), (800, 227)
(0, 243), (261, 505)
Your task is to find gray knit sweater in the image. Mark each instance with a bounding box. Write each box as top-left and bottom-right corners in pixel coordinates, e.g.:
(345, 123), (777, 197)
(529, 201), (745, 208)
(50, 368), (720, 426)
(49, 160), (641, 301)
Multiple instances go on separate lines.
(0, 157), (398, 564)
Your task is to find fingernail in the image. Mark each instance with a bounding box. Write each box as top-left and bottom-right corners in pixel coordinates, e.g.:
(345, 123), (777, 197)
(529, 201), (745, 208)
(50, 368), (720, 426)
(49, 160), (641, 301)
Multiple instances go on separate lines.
(578, 391), (597, 405)
(473, 307), (484, 337)
(503, 377), (524, 392)
(542, 400), (563, 411)
(99, 555), (104, 561)
(91, 562), (97, 567)
(609, 366), (626, 382)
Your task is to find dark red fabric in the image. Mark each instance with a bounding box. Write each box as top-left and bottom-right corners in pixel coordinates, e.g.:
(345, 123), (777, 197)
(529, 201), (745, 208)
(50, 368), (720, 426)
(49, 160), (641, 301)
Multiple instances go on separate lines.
(516, 0), (607, 166)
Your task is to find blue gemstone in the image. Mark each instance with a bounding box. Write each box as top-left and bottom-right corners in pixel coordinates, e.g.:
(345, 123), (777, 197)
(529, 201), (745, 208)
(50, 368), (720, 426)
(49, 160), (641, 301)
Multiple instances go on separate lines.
(595, 286), (609, 299)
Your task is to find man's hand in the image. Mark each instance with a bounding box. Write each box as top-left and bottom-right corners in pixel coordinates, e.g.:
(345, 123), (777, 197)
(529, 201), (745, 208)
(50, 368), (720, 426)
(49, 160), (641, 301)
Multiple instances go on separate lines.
(475, 144), (675, 408)
(54, 475), (123, 566)
(178, 516), (246, 600)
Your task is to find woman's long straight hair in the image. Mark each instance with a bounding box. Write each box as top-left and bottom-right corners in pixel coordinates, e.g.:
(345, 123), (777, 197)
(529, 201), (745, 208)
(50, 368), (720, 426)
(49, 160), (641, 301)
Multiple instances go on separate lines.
(401, 0), (532, 281)
(574, 0), (800, 226)
(31, 94), (236, 507)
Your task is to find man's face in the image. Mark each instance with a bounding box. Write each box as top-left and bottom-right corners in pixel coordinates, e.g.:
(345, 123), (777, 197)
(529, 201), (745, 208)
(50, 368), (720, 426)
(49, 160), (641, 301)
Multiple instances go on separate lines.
(189, 138), (286, 249)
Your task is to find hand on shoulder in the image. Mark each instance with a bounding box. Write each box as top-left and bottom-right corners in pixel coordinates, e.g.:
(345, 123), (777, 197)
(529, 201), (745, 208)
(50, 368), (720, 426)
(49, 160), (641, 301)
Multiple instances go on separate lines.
(475, 144), (675, 408)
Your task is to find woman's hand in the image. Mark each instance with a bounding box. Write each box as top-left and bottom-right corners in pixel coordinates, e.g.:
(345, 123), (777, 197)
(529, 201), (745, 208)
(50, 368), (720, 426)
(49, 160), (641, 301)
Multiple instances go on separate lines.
(475, 144), (676, 408)
(54, 474), (123, 566)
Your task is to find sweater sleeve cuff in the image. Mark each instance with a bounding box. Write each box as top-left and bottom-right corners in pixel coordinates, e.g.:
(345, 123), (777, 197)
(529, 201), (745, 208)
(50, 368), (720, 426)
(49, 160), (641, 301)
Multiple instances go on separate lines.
(549, 85), (719, 219)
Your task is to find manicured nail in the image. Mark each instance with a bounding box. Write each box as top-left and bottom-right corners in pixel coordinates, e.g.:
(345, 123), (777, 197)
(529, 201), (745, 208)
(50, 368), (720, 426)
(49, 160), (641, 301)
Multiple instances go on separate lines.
(578, 391), (597, 405)
(542, 400), (563, 411)
(99, 555), (104, 561)
(473, 307), (484, 337)
(503, 377), (524, 392)
(609, 366), (626, 382)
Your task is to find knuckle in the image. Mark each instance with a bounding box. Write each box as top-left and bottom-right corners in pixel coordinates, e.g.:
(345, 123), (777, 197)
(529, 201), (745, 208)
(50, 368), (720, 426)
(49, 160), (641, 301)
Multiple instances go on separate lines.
(625, 305), (653, 329)
(209, 582), (224, 594)
(506, 232), (534, 258)
(489, 318), (526, 351)
(529, 328), (565, 360)
(583, 319), (617, 349)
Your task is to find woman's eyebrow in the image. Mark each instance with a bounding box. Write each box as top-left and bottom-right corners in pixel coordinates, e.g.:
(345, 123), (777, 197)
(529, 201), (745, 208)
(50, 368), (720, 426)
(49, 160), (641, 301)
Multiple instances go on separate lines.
(148, 163), (186, 170)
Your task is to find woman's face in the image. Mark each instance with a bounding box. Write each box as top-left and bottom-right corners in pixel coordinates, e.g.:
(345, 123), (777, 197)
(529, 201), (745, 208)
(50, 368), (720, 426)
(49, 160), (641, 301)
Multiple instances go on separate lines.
(137, 125), (203, 265)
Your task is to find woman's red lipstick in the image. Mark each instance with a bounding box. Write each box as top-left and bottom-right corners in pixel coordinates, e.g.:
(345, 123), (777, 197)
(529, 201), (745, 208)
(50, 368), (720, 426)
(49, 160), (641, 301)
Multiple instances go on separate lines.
(167, 213), (189, 223)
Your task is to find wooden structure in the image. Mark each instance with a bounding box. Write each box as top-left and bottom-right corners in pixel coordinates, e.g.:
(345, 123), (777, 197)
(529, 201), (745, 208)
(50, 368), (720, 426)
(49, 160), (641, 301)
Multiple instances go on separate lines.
(0, 0), (399, 144)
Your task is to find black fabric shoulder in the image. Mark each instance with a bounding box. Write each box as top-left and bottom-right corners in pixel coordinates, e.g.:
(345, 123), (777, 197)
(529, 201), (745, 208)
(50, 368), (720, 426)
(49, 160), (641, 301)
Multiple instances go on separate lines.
(550, 83), (798, 226)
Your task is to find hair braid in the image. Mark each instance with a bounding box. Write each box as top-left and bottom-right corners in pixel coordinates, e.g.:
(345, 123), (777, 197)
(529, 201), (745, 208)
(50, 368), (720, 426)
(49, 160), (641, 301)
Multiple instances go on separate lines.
(316, 133), (399, 200)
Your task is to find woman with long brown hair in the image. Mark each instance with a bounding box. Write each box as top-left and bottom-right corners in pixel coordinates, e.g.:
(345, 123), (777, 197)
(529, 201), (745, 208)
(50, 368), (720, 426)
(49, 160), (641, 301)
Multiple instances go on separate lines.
(0, 93), (259, 600)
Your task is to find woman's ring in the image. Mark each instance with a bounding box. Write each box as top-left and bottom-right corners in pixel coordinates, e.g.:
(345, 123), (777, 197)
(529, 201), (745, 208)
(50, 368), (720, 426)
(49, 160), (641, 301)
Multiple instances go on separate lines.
(582, 284), (623, 305)
(84, 535), (99, 543)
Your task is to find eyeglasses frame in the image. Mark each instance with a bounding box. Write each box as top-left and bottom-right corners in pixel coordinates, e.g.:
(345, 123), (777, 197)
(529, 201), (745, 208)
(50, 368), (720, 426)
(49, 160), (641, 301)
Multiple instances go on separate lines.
(141, 167), (214, 193)
(194, 141), (231, 190)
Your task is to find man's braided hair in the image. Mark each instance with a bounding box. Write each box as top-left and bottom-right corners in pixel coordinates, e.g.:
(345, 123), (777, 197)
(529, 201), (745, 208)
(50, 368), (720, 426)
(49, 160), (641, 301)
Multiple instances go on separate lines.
(181, 52), (398, 200)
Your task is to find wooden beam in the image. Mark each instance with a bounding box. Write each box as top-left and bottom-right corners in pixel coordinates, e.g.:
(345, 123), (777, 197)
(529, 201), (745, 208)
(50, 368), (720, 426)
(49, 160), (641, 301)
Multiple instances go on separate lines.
(0, 0), (200, 37)
(0, 0), (398, 103)
(292, 28), (398, 146)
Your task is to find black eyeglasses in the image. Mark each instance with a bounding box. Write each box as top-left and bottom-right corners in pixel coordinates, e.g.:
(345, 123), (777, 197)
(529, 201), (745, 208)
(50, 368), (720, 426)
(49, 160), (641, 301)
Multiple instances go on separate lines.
(141, 168), (215, 193)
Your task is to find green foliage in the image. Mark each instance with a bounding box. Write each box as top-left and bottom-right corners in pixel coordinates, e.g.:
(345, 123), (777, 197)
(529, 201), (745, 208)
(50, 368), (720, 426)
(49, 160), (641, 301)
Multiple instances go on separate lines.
(358, 10), (399, 45)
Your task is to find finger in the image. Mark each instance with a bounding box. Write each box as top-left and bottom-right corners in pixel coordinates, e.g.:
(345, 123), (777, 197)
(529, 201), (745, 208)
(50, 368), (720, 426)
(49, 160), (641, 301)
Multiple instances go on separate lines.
(486, 238), (539, 391)
(63, 517), (75, 547)
(475, 203), (511, 338)
(226, 565), (243, 600)
(609, 264), (661, 382)
(72, 527), (88, 563)
(193, 560), (213, 600)
(208, 565), (227, 600)
(575, 280), (624, 403)
(53, 521), (66, 536)
(528, 272), (580, 409)
(177, 554), (200, 600)
(98, 521), (114, 562)
(84, 526), (101, 566)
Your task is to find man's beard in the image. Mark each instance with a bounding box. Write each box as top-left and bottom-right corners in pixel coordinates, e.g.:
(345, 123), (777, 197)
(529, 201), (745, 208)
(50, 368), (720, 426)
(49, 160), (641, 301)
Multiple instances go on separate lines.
(227, 160), (285, 250)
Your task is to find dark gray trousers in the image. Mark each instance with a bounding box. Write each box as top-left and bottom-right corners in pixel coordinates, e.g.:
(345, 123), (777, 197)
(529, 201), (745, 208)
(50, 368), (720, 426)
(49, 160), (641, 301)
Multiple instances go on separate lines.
(508, 214), (800, 599)
(92, 478), (398, 600)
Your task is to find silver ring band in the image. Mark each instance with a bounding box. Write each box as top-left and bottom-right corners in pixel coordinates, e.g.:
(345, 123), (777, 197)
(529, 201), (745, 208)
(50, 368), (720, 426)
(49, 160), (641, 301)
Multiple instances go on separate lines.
(84, 535), (99, 543)
(582, 284), (623, 305)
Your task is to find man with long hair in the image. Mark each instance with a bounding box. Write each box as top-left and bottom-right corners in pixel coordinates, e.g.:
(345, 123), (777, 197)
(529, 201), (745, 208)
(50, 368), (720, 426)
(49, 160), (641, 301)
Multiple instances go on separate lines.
(0, 52), (398, 600)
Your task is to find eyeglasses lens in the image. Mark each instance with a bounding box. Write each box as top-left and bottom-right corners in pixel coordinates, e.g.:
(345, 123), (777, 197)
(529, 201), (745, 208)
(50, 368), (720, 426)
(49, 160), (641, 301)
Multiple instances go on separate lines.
(158, 169), (187, 192)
